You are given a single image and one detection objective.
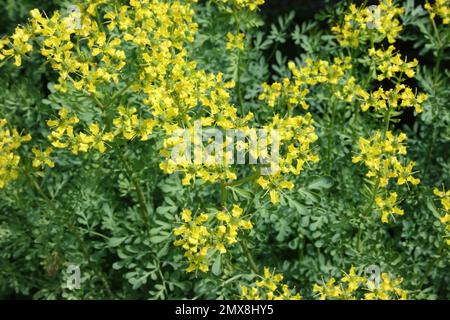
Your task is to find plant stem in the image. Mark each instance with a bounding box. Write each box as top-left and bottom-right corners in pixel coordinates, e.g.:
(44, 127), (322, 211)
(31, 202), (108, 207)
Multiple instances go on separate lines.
(219, 179), (259, 274)
(357, 106), (391, 250)
(224, 169), (260, 187)
(239, 240), (259, 274)
(220, 182), (228, 207)
(382, 107), (391, 139)
(357, 177), (380, 250)
(118, 152), (150, 232)
(327, 97), (337, 175)
(424, 42), (443, 174)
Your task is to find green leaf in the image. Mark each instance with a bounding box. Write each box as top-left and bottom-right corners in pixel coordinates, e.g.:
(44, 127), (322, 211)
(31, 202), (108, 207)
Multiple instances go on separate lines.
(108, 237), (127, 247)
(286, 195), (307, 215)
(150, 235), (170, 244)
(228, 186), (252, 200)
(307, 177), (333, 190)
(426, 198), (442, 220)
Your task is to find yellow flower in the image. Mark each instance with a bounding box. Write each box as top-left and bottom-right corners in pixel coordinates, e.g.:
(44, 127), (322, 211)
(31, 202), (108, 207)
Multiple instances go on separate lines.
(341, 266), (365, 294)
(394, 161), (420, 186)
(32, 147), (55, 168)
(47, 107), (79, 139)
(241, 267), (302, 300)
(226, 32), (245, 50)
(5, 26), (33, 66)
(375, 192), (404, 223)
(434, 186), (450, 245)
(214, 205), (252, 245)
(181, 209), (192, 222)
(85, 123), (114, 153)
(313, 277), (343, 300)
(425, 0), (450, 24)
(0, 119), (31, 188)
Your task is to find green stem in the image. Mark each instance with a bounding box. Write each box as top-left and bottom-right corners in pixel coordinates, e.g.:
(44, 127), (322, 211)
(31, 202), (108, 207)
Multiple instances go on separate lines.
(357, 178), (380, 250)
(327, 97), (337, 175)
(382, 107), (391, 139)
(220, 182), (228, 207)
(239, 240), (259, 274)
(357, 107), (390, 249)
(118, 152), (150, 231)
(90, 92), (106, 110)
(424, 43), (443, 174)
(236, 50), (244, 113)
(224, 169), (260, 187)
(424, 123), (437, 175)
(108, 84), (131, 107)
(219, 179), (259, 274)
(267, 42), (279, 63)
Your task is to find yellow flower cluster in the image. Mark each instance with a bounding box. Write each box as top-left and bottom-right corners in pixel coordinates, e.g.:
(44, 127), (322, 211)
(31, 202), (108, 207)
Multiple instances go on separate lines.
(334, 76), (368, 103)
(375, 192), (404, 224)
(434, 187), (450, 245)
(364, 273), (407, 300)
(215, 0), (265, 11)
(173, 210), (210, 273)
(112, 106), (156, 141)
(343, 5), (428, 224)
(425, 0), (450, 24)
(160, 93), (318, 191)
(369, 45), (419, 81)
(213, 205), (253, 252)
(352, 131), (420, 187)
(0, 27), (33, 66)
(173, 205), (252, 273)
(0, 119), (31, 189)
(259, 57), (352, 109)
(240, 267), (302, 300)
(256, 113), (319, 204)
(24, 0), (197, 94)
(155, 70), (252, 185)
(332, 0), (405, 47)
(1, 1), (319, 195)
(352, 131), (420, 222)
(257, 174), (294, 205)
(0, 0), (203, 163)
(47, 107), (114, 155)
(226, 32), (245, 50)
(313, 266), (407, 300)
(359, 84), (427, 113)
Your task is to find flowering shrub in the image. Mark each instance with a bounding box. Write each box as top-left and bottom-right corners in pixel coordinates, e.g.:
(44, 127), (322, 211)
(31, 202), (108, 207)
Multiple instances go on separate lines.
(0, 0), (448, 300)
